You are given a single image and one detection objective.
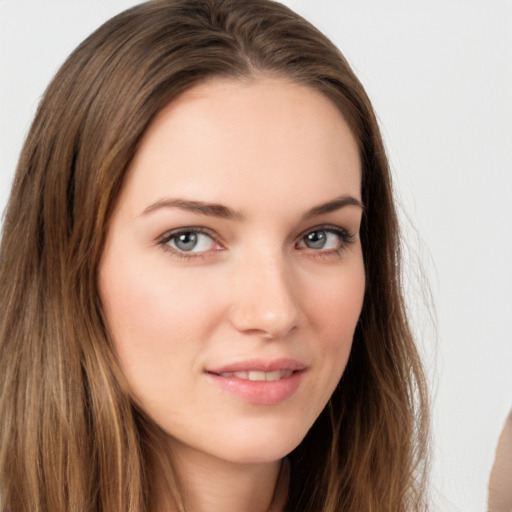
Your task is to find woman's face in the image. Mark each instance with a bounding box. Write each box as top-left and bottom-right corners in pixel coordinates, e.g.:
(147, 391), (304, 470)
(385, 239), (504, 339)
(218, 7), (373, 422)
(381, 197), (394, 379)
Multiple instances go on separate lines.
(99, 78), (365, 465)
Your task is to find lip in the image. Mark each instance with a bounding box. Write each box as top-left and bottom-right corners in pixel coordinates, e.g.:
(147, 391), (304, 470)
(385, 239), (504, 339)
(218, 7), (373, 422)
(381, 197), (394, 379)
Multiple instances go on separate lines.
(205, 358), (307, 405)
(207, 358), (307, 374)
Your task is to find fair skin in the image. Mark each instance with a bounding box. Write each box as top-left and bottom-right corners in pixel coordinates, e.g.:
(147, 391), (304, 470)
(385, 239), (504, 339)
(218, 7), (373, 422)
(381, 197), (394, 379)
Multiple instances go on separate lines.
(99, 77), (365, 512)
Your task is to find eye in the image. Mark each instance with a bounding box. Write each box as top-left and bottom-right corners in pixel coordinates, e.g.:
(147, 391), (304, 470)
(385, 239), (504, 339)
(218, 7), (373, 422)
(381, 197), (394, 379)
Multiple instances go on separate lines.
(297, 227), (354, 252)
(159, 228), (220, 255)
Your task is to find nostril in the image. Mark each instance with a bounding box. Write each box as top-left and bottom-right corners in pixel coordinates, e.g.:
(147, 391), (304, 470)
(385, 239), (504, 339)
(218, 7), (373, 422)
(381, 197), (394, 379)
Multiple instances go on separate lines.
(228, 264), (299, 337)
(229, 308), (298, 339)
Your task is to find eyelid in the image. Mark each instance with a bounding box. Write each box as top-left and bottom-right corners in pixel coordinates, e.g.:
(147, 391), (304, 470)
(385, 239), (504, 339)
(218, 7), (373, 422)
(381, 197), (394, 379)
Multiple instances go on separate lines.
(158, 226), (218, 243)
(295, 224), (356, 251)
(157, 226), (225, 258)
(156, 223), (356, 261)
(298, 223), (354, 239)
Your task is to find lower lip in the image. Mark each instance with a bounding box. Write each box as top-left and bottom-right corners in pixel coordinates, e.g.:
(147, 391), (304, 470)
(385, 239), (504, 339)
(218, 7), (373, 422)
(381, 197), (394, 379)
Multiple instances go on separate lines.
(206, 370), (304, 405)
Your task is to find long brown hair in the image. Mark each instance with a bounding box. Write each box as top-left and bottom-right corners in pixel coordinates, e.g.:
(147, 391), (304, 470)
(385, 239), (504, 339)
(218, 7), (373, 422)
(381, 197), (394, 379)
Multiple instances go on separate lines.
(0, 1), (429, 510)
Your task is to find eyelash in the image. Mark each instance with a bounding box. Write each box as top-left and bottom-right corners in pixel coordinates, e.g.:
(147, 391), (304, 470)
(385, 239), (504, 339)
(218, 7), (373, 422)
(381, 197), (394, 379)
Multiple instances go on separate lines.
(157, 225), (356, 260)
(158, 227), (221, 260)
(295, 225), (356, 258)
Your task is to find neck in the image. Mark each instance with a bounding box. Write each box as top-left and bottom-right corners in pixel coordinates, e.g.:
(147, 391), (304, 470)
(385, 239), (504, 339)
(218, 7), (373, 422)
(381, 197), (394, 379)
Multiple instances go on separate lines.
(154, 444), (288, 512)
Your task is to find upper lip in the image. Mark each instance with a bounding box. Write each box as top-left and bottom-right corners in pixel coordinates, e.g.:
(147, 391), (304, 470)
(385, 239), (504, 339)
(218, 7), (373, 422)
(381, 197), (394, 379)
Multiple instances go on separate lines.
(206, 358), (307, 374)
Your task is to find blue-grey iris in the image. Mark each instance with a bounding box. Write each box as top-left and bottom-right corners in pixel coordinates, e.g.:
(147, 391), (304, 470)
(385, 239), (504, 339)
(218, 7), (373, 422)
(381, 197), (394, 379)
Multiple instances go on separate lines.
(304, 231), (327, 249)
(175, 232), (198, 251)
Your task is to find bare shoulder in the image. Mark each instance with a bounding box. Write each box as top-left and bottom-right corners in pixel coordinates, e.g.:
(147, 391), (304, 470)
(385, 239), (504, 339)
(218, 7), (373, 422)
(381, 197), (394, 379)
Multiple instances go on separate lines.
(488, 411), (512, 512)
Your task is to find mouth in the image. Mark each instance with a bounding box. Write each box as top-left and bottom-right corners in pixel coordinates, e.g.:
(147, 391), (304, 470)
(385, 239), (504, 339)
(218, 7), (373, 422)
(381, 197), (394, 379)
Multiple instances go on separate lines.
(205, 359), (306, 405)
(207, 357), (306, 375)
(214, 369), (294, 381)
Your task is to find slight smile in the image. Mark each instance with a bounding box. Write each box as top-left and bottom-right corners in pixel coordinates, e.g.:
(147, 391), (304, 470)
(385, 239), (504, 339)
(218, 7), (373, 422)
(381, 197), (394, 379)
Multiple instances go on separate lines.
(215, 370), (294, 381)
(205, 359), (307, 405)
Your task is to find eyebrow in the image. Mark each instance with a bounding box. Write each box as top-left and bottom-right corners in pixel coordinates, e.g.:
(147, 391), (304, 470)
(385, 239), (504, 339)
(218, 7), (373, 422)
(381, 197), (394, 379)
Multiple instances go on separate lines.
(141, 194), (364, 220)
(142, 198), (243, 220)
(303, 195), (364, 219)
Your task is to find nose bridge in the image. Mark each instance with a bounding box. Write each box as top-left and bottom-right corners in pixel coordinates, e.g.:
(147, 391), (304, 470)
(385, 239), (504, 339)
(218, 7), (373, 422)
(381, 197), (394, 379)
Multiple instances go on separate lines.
(230, 249), (299, 338)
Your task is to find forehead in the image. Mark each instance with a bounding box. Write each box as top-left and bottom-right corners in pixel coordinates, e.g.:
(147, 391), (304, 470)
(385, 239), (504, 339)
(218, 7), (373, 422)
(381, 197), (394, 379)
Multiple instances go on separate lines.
(119, 77), (361, 217)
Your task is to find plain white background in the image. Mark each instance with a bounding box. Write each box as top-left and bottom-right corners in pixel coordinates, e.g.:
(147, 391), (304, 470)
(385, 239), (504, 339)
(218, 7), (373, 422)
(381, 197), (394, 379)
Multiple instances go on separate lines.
(1, 1), (511, 511)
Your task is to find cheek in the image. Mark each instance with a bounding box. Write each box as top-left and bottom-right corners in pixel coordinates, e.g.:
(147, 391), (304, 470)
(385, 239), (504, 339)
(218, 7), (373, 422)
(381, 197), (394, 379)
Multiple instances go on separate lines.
(290, 260), (365, 430)
(305, 257), (365, 382)
(97, 249), (222, 385)
(307, 259), (365, 342)
(100, 245), (213, 335)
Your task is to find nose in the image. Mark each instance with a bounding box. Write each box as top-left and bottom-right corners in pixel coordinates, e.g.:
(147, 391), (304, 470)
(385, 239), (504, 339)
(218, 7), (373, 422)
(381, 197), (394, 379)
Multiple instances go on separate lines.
(228, 253), (299, 339)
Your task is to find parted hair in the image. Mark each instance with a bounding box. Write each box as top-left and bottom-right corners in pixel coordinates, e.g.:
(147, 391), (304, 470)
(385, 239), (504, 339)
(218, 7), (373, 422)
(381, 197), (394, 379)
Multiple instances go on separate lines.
(0, 0), (429, 510)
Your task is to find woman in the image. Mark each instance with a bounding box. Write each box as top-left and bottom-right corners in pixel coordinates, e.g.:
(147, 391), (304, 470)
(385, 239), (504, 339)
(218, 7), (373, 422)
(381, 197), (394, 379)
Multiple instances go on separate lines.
(0, 0), (430, 511)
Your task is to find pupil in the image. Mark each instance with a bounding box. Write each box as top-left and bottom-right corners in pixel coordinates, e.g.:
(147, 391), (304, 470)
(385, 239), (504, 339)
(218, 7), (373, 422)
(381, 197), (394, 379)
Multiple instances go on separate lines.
(176, 232), (198, 251)
(305, 231), (326, 249)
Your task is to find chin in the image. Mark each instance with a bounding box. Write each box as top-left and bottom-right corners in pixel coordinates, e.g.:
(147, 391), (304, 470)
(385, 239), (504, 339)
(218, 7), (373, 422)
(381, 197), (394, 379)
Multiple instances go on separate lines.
(206, 419), (310, 465)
